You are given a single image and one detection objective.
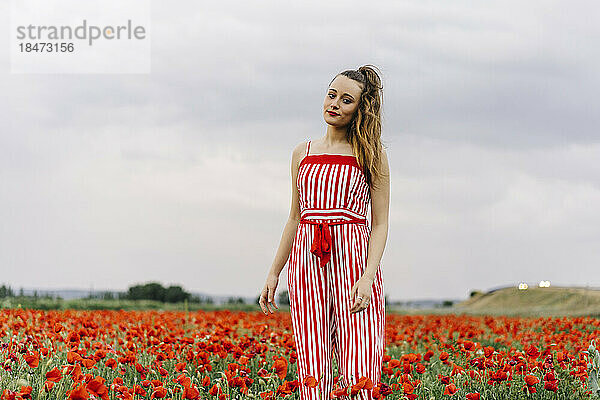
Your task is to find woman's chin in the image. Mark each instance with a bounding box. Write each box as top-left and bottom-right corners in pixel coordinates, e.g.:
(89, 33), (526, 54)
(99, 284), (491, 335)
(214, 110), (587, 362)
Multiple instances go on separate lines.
(324, 115), (345, 126)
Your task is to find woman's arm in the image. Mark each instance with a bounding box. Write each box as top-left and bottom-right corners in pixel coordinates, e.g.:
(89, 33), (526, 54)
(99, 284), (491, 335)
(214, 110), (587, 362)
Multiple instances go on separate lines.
(362, 148), (390, 282)
(259, 142), (305, 315)
(267, 142), (304, 278)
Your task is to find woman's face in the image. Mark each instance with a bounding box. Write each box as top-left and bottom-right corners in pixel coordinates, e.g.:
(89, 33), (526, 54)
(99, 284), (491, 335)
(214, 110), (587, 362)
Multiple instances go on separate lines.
(323, 75), (364, 128)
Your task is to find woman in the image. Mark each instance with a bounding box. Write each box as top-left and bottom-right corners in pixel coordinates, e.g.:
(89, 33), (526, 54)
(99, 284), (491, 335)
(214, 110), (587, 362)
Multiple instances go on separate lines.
(259, 65), (390, 400)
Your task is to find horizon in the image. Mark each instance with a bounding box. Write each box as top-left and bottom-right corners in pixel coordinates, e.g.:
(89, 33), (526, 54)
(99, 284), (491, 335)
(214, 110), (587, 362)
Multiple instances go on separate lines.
(4, 281), (600, 304)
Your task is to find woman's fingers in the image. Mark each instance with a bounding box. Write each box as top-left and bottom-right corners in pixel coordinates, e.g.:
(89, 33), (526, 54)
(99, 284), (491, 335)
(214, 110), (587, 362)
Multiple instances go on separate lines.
(259, 287), (269, 315)
(349, 294), (371, 314)
(265, 292), (273, 314)
(260, 273), (283, 316)
(266, 286), (278, 314)
(349, 288), (362, 313)
(349, 296), (361, 313)
(269, 289), (279, 309)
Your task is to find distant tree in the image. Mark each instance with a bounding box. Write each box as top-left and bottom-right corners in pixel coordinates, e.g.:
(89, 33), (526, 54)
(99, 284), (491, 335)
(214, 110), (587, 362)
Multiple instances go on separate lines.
(0, 285), (14, 298)
(442, 300), (454, 307)
(277, 290), (290, 306)
(183, 293), (212, 304)
(127, 282), (165, 301)
(227, 296), (245, 304)
(19, 287), (24, 297)
(126, 282), (191, 303)
(102, 291), (115, 300)
(203, 296), (214, 304)
(164, 286), (190, 303)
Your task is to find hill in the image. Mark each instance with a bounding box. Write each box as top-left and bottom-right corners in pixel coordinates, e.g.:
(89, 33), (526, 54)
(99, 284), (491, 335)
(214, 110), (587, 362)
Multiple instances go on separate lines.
(454, 286), (600, 317)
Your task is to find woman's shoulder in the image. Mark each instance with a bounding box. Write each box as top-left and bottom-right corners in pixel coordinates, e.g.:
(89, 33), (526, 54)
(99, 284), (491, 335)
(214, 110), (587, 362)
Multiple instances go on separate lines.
(292, 140), (310, 157)
(290, 140), (310, 171)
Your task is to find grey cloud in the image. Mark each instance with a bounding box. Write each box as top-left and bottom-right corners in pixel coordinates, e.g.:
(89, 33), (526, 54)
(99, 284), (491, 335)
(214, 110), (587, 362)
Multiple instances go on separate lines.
(1, 0), (599, 300)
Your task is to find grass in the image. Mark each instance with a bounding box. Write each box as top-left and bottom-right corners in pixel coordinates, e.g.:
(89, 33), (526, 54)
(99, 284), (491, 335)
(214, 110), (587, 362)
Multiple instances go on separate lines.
(3, 285), (600, 317)
(453, 286), (600, 317)
(0, 297), (258, 312)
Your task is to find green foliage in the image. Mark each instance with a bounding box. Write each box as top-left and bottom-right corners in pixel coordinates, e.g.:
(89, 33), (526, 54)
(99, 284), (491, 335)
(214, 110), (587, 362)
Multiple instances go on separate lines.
(226, 296), (245, 304)
(277, 289), (290, 306)
(164, 286), (190, 303)
(0, 285), (14, 298)
(0, 297), (255, 311)
(126, 282), (190, 303)
(583, 339), (600, 396)
(102, 291), (114, 300)
(0, 280), (218, 310)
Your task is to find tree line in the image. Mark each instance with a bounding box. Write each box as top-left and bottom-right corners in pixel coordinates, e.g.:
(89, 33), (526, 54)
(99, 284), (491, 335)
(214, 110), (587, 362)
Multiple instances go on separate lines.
(0, 283), (215, 304)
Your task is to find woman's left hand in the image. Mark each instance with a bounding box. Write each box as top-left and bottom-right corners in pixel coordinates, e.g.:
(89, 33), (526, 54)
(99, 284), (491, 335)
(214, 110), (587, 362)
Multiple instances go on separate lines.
(349, 275), (374, 314)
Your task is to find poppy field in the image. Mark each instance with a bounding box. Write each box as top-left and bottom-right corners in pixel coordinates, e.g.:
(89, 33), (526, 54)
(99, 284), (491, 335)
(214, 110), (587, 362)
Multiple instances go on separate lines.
(1, 308), (598, 399)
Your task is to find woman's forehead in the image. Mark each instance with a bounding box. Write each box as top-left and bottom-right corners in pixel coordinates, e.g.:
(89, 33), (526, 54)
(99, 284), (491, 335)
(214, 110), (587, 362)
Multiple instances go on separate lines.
(329, 76), (363, 96)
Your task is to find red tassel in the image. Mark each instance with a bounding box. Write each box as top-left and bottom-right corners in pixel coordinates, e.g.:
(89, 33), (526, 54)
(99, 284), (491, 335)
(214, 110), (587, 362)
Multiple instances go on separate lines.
(310, 222), (332, 267)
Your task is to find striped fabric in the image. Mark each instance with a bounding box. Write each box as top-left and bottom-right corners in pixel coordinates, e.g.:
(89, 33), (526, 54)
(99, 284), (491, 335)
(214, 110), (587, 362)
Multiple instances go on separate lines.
(287, 140), (386, 400)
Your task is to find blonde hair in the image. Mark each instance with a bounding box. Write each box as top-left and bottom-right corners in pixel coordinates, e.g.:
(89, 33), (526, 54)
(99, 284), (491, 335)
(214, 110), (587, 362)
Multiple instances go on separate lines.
(331, 64), (387, 189)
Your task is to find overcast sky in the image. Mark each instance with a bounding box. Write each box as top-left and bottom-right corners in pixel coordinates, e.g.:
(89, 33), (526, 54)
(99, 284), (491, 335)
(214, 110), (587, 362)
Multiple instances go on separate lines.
(1, 0), (599, 301)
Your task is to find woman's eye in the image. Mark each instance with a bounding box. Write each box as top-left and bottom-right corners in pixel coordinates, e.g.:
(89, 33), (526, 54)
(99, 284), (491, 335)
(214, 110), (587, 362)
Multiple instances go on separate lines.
(328, 93), (351, 103)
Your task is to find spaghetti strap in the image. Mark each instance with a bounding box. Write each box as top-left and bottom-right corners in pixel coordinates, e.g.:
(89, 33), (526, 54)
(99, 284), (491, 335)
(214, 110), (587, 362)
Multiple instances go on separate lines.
(306, 140), (311, 156)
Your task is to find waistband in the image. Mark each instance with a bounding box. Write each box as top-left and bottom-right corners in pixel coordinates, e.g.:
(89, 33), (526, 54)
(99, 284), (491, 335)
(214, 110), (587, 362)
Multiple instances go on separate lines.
(299, 208), (367, 268)
(299, 208), (367, 224)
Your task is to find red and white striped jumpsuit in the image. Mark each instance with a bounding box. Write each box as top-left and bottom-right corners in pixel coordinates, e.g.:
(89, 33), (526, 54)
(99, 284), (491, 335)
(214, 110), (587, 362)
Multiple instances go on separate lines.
(287, 140), (386, 400)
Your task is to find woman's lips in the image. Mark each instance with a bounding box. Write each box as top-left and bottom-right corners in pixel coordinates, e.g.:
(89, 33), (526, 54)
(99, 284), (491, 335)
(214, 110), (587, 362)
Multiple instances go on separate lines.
(327, 111), (339, 116)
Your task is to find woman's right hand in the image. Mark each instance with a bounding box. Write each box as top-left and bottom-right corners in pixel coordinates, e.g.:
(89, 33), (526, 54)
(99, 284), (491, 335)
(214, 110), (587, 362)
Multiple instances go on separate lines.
(259, 273), (280, 315)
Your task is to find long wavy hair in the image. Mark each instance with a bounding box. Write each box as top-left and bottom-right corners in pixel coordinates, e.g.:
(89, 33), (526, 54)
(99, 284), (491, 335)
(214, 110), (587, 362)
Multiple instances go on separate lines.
(330, 65), (387, 189)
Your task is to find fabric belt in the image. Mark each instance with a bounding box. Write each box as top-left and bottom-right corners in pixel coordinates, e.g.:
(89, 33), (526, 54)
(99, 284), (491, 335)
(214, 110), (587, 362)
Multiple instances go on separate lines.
(299, 211), (367, 268)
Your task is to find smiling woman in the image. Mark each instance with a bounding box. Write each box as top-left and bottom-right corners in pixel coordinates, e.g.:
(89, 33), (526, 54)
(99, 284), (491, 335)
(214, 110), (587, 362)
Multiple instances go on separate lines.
(260, 64), (390, 400)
